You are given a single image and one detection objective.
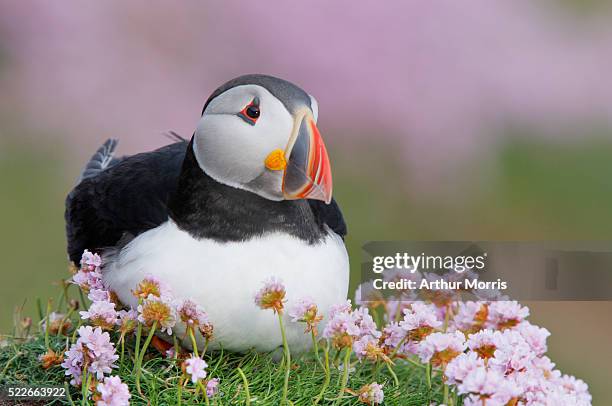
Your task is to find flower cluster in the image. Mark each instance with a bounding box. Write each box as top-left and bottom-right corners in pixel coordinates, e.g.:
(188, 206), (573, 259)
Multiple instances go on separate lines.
(349, 269), (592, 405)
(57, 250), (591, 405)
(96, 376), (130, 406)
(322, 300), (380, 349)
(58, 251), (221, 403)
(61, 326), (118, 386)
(72, 250), (104, 292)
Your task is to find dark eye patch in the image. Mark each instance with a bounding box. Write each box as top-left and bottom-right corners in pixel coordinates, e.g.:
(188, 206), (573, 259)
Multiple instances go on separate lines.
(238, 97), (260, 125)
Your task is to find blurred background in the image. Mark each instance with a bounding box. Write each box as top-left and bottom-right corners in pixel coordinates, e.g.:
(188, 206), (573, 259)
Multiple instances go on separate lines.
(0, 1), (611, 403)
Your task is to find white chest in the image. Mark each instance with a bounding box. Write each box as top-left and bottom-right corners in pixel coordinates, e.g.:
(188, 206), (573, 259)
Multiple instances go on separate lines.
(103, 221), (350, 352)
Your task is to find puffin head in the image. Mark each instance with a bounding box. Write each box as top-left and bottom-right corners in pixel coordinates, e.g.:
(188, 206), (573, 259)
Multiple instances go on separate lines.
(193, 74), (332, 204)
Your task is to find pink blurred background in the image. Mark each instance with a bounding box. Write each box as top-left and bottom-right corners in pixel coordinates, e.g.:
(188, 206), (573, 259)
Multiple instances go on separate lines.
(2, 1), (612, 182)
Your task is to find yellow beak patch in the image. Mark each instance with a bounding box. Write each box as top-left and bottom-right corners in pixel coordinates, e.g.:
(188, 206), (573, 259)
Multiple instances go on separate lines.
(264, 149), (287, 171)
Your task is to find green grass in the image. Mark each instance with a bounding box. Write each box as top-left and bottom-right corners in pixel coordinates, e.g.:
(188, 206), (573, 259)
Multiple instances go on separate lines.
(0, 330), (441, 405)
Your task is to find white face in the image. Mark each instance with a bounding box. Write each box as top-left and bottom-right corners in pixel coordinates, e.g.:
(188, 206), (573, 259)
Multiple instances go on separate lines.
(193, 84), (317, 201)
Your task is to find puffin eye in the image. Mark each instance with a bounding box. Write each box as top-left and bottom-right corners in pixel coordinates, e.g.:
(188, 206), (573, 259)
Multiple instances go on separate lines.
(238, 99), (260, 125)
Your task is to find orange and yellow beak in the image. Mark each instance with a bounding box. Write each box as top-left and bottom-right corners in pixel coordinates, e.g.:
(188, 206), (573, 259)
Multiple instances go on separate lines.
(264, 110), (333, 204)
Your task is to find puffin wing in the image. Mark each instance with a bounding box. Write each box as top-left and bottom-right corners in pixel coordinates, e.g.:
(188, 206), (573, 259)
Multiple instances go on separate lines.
(308, 198), (347, 238)
(65, 140), (188, 264)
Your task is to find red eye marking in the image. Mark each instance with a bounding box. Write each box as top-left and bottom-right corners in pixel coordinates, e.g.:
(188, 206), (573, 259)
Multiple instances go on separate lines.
(239, 100), (260, 125)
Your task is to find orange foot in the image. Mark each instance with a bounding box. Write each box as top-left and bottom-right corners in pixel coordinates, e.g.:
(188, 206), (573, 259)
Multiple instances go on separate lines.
(151, 335), (174, 356)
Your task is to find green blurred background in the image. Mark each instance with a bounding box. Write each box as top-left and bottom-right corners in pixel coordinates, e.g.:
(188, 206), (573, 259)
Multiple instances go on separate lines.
(1, 1), (612, 404)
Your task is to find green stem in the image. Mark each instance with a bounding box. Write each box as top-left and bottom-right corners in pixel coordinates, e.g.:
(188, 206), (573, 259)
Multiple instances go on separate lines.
(389, 336), (406, 359)
(57, 308), (74, 336)
(135, 321), (157, 394)
(198, 381), (211, 406)
(336, 346), (351, 401)
(311, 331), (323, 369)
(426, 361), (432, 390)
(237, 367), (251, 406)
(372, 360), (381, 380)
(64, 382), (76, 406)
(133, 299), (143, 363)
(1, 352), (23, 378)
(385, 361), (399, 386)
(36, 298), (44, 322)
(203, 338), (209, 358)
(120, 334), (125, 364)
(188, 327), (199, 357)
(443, 383), (449, 405)
(81, 369), (89, 406)
(177, 376), (183, 406)
(78, 288), (87, 312)
(173, 335), (180, 359)
(56, 286), (66, 313)
(71, 319), (83, 343)
(313, 341), (330, 405)
(405, 356), (427, 369)
(372, 308), (382, 329)
(277, 312), (291, 406)
(44, 299), (52, 350)
(394, 301), (403, 322)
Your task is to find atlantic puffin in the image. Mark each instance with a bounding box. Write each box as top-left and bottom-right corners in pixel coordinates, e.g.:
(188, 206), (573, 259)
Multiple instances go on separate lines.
(65, 74), (349, 354)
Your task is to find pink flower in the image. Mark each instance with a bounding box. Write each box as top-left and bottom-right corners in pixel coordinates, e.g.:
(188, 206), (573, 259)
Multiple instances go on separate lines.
(88, 289), (111, 302)
(177, 299), (208, 327)
(466, 329), (503, 360)
(381, 322), (405, 350)
(116, 309), (137, 336)
(516, 321), (549, 356)
(206, 378), (220, 398)
(489, 329), (536, 375)
(352, 307), (381, 339)
(400, 302), (442, 342)
(184, 355), (208, 383)
(289, 297), (317, 322)
(453, 301), (489, 332)
(487, 301), (529, 330)
(132, 275), (170, 299)
(416, 331), (466, 367)
(81, 250), (102, 271)
(445, 351), (485, 385)
(458, 367), (521, 404)
(72, 268), (104, 291)
(137, 294), (177, 335)
(322, 307), (361, 349)
(556, 374), (592, 403)
(253, 277), (286, 314)
(357, 382), (384, 404)
(328, 300), (352, 319)
(96, 376), (130, 406)
(531, 355), (560, 379)
(289, 297), (323, 335)
(177, 299), (213, 338)
(61, 326), (118, 385)
(352, 335), (386, 362)
(80, 300), (117, 330)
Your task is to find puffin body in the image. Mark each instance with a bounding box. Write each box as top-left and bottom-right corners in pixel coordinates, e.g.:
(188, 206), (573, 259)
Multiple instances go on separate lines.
(65, 75), (349, 352)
